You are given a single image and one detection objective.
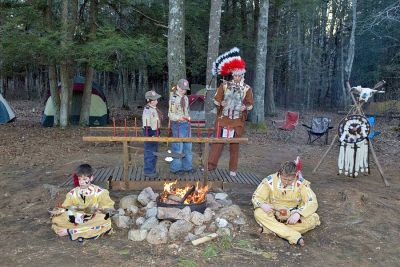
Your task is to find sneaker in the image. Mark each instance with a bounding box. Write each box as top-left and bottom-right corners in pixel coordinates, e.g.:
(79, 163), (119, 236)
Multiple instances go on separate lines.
(144, 172), (159, 179)
(229, 171), (237, 177)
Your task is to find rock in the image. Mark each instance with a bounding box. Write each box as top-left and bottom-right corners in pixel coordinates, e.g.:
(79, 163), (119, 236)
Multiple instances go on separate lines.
(184, 233), (198, 242)
(159, 220), (172, 230)
(233, 217), (246, 225)
(43, 184), (60, 200)
(119, 195), (139, 209)
(216, 205), (244, 221)
(127, 205), (139, 215)
(157, 206), (191, 221)
(215, 192), (228, 200)
(215, 218), (228, 228)
(146, 224), (168, 245)
(146, 201), (156, 209)
(136, 217), (145, 226)
(112, 215), (130, 228)
(216, 199), (233, 206)
(191, 211), (205, 226)
(217, 227), (231, 236)
(206, 194), (222, 210)
(117, 208), (125, 216)
(207, 222), (218, 232)
(138, 187), (157, 206)
(169, 220), (193, 241)
(146, 207), (158, 218)
(140, 217), (159, 230)
(194, 225), (206, 236)
(203, 208), (214, 222)
(128, 229), (148, 241)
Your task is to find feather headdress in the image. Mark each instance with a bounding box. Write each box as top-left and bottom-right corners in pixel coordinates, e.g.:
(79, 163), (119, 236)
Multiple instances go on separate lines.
(212, 47), (246, 76)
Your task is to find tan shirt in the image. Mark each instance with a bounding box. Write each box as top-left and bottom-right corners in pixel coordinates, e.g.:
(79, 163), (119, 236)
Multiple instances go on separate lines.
(168, 90), (190, 122)
(142, 105), (161, 130)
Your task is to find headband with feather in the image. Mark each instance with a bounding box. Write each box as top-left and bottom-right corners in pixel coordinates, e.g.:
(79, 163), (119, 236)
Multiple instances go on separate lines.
(212, 47), (246, 76)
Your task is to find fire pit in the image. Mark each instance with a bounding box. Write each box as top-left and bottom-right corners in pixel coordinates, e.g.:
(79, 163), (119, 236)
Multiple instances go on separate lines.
(157, 181), (208, 213)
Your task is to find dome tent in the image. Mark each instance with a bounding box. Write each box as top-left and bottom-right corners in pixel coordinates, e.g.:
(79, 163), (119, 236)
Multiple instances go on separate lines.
(41, 76), (109, 127)
(0, 94), (16, 124)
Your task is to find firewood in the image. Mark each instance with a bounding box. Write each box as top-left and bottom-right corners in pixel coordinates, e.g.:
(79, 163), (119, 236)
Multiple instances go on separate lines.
(191, 233), (218, 246)
(168, 194), (184, 203)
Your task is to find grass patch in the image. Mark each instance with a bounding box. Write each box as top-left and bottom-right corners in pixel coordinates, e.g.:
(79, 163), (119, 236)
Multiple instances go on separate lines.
(178, 257), (198, 267)
(247, 122), (267, 133)
(203, 244), (219, 258)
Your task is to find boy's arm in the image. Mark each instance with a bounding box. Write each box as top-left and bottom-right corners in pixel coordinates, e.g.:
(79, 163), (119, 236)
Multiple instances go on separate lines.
(294, 185), (318, 217)
(98, 190), (115, 210)
(252, 177), (272, 208)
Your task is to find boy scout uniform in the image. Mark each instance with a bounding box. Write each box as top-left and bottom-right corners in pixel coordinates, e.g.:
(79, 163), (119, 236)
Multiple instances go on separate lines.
(252, 173), (320, 244)
(143, 90), (162, 177)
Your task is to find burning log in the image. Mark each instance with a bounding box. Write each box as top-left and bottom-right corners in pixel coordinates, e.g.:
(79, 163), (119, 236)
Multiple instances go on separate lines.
(167, 194), (184, 203)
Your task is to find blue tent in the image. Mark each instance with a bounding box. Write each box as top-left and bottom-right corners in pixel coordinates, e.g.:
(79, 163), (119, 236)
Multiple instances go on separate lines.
(0, 94), (16, 124)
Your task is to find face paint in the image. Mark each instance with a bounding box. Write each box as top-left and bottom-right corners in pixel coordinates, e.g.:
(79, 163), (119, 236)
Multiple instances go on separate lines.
(78, 175), (92, 188)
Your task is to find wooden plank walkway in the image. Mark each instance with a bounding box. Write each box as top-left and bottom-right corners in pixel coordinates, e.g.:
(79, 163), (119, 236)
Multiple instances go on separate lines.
(61, 166), (262, 189)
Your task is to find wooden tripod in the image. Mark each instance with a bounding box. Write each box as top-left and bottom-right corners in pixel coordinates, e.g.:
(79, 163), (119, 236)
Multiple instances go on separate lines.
(312, 81), (390, 186)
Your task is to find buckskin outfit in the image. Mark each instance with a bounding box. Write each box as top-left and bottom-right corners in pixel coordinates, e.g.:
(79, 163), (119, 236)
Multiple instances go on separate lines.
(252, 173), (320, 244)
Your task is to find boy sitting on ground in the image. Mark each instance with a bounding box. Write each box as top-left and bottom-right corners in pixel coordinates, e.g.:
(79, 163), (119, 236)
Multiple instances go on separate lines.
(51, 164), (115, 241)
(252, 161), (320, 246)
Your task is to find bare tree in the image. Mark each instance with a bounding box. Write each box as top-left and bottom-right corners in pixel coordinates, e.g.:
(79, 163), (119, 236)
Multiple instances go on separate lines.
(251, 0), (269, 123)
(205, 0), (223, 127)
(344, 0), (357, 97)
(167, 0), (186, 87)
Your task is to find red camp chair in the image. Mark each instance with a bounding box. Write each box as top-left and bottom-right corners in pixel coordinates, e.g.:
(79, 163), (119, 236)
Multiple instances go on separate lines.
(272, 111), (299, 130)
(271, 111), (299, 141)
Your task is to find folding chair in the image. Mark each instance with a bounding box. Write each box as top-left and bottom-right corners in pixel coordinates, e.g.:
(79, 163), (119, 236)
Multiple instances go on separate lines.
(302, 117), (333, 145)
(368, 116), (381, 141)
(272, 111), (299, 130)
(272, 111), (299, 141)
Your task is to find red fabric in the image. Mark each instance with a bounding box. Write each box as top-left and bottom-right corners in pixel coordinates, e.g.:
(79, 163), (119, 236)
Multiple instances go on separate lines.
(188, 95), (205, 105)
(280, 111), (299, 130)
(73, 173), (79, 187)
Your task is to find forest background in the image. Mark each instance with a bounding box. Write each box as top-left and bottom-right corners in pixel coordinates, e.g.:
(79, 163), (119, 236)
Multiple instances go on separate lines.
(0, 0), (399, 127)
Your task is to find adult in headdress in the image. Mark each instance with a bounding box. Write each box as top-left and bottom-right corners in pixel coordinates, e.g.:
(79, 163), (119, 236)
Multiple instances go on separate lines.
(207, 48), (254, 176)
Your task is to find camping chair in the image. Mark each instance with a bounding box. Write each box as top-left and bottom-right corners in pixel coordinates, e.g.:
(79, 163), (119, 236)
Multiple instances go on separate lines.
(368, 116), (381, 141)
(302, 117), (333, 145)
(272, 111), (300, 130)
(272, 111), (299, 141)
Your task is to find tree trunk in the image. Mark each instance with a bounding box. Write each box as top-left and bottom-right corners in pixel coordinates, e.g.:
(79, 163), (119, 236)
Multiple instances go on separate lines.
(48, 65), (60, 126)
(59, 0), (77, 128)
(251, 0), (269, 123)
(205, 0), (223, 127)
(296, 11), (303, 108)
(345, 0), (357, 82)
(80, 0), (97, 125)
(168, 0), (186, 87)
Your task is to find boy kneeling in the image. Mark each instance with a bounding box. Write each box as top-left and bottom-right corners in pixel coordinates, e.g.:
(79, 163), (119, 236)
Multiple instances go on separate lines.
(51, 164), (115, 241)
(252, 161), (320, 246)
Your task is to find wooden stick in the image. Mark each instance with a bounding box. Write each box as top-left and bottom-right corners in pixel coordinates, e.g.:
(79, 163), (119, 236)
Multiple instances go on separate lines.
(203, 142), (209, 186)
(113, 117), (116, 137)
(134, 117), (138, 137)
(368, 141), (390, 186)
(89, 126), (213, 132)
(191, 233), (218, 246)
(83, 136), (249, 144)
(124, 118), (127, 137)
(313, 134), (338, 173)
(122, 141), (129, 188)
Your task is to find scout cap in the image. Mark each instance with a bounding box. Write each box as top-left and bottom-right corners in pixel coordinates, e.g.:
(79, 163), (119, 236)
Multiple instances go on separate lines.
(145, 90), (161, 100)
(177, 79), (190, 91)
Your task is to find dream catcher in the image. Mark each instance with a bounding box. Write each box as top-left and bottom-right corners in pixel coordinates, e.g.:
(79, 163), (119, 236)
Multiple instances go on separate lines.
(337, 115), (370, 177)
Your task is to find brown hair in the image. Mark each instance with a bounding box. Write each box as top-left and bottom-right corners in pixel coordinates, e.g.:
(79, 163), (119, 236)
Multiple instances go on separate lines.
(278, 161), (297, 176)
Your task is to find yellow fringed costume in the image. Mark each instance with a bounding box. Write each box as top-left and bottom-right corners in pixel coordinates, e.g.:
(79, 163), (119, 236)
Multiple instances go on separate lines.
(51, 185), (115, 241)
(252, 173), (320, 244)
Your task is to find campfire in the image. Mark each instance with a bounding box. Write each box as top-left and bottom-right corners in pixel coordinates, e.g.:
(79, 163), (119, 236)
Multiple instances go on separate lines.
(159, 181), (209, 205)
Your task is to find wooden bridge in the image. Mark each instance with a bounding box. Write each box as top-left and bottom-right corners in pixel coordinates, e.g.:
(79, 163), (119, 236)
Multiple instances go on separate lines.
(61, 166), (262, 190)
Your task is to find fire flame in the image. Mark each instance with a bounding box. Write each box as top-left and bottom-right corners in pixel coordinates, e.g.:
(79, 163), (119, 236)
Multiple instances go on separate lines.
(160, 181), (208, 204)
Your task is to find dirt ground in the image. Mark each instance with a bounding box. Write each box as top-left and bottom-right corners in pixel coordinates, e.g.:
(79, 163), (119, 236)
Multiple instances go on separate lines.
(0, 100), (399, 267)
